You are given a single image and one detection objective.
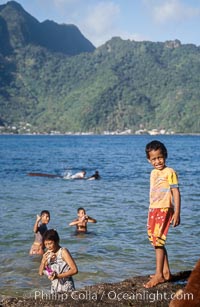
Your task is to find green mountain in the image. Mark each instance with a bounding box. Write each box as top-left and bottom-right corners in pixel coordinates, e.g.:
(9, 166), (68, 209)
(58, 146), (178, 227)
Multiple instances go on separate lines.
(0, 1), (95, 55)
(0, 1), (200, 134)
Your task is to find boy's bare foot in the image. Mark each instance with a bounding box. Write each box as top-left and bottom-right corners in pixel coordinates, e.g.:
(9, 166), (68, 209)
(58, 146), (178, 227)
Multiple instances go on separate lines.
(149, 273), (172, 281)
(144, 275), (165, 288)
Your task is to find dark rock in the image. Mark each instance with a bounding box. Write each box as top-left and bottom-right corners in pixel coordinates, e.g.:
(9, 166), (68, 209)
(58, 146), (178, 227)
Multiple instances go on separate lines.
(0, 271), (191, 307)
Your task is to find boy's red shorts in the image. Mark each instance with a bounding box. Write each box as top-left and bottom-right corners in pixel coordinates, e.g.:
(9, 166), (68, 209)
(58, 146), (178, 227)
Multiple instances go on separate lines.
(147, 207), (174, 247)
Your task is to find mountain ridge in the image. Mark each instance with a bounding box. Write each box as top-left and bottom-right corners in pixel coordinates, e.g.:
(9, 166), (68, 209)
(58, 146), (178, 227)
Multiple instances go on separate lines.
(0, 0), (95, 55)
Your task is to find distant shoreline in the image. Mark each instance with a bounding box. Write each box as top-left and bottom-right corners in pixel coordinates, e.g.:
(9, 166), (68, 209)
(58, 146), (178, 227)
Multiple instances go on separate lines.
(0, 132), (200, 136)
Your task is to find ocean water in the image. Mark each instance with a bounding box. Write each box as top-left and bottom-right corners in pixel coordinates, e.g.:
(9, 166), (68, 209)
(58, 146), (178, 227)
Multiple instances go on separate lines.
(0, 134), (199, 297)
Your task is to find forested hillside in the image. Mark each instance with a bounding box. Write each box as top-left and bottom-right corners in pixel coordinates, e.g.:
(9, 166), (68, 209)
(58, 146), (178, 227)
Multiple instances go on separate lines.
(0, 1), (200, 134)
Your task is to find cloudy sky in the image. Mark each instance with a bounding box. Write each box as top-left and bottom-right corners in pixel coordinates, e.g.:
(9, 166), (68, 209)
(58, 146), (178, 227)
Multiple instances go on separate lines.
(0, 0), (200, 47)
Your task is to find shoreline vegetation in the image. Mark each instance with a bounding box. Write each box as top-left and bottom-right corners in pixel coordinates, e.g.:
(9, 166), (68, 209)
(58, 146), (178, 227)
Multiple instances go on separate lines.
(0, 122), (199, 136)
(0, 270), (191, 307)
(0, 131), (200, 136)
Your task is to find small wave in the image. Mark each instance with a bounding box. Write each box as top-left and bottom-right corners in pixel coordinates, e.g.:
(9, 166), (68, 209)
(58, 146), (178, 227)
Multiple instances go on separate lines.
(62, 171), (73, 179)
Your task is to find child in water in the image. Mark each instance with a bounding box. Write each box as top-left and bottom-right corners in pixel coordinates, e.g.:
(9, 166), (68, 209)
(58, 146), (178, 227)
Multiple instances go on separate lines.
(69, 207), (97, 233)
(39, 229), (78, 294)
(87, 170), (101, 180)
(144, 140), (181, 288)
(29, 210), (50, 255)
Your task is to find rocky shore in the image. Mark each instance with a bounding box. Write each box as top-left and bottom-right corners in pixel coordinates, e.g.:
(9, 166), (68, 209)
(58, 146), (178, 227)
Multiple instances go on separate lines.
(0, 271), (191, 307)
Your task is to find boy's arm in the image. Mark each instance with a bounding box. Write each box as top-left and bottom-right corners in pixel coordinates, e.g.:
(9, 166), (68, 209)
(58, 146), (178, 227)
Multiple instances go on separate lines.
(69, 219), (79, 226)
(87, 216), (97, 223)
(171, 187), (181, 227)
(33, 214), (41, 233)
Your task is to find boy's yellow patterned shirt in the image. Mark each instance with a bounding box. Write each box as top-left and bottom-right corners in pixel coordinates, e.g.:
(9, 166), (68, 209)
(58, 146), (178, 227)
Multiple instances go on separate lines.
(149, 167), (179, 208)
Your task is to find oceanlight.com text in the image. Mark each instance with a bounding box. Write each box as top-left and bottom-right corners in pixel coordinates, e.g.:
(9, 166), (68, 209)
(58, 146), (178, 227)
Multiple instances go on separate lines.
(25, 289), (194, 303)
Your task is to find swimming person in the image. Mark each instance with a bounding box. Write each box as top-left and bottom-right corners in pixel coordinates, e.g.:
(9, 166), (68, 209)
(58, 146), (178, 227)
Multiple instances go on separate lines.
(62, 170), (86, 180)
(29, 210), (50, 255)
(70, 170), (86, 179)
(87, 170), (101, 180)
(69, 207), (97, 233)
(28, 170), (86, 179)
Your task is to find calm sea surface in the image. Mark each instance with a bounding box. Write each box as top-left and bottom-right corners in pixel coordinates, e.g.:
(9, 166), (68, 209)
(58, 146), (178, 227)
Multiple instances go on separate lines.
(0, 135), (199, 297)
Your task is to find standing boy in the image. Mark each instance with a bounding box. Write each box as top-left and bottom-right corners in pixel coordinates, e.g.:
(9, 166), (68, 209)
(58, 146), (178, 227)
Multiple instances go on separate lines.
(144, 140), (181, 288)
(29, 210), (50, 255)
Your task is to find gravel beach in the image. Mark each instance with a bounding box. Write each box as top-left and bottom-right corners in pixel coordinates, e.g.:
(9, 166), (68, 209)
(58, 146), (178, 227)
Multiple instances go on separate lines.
(0, 271), (191, 307)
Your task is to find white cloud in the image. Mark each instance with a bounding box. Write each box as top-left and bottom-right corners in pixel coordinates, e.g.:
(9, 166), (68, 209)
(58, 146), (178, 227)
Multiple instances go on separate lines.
(81, 1), (120, 46)
(144, 0), (200, 24)
(85, 2), (120, 34)
(52, 0), (79, 6)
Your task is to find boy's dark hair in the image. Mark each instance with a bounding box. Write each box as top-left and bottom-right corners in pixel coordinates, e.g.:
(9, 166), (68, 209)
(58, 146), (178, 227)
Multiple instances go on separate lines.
(77, 207), (86, 213)
(42, 229), (59, 244)
(40, 210), (50, 216)
(145, 140), (168, 159)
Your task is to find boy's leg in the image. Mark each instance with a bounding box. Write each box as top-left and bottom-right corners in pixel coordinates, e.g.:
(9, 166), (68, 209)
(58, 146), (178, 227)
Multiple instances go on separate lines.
(144, 247), (165, 288)
(163, 247), (172, 280)
(147, 208), (173, 283)
(150, 246), (172, 280)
